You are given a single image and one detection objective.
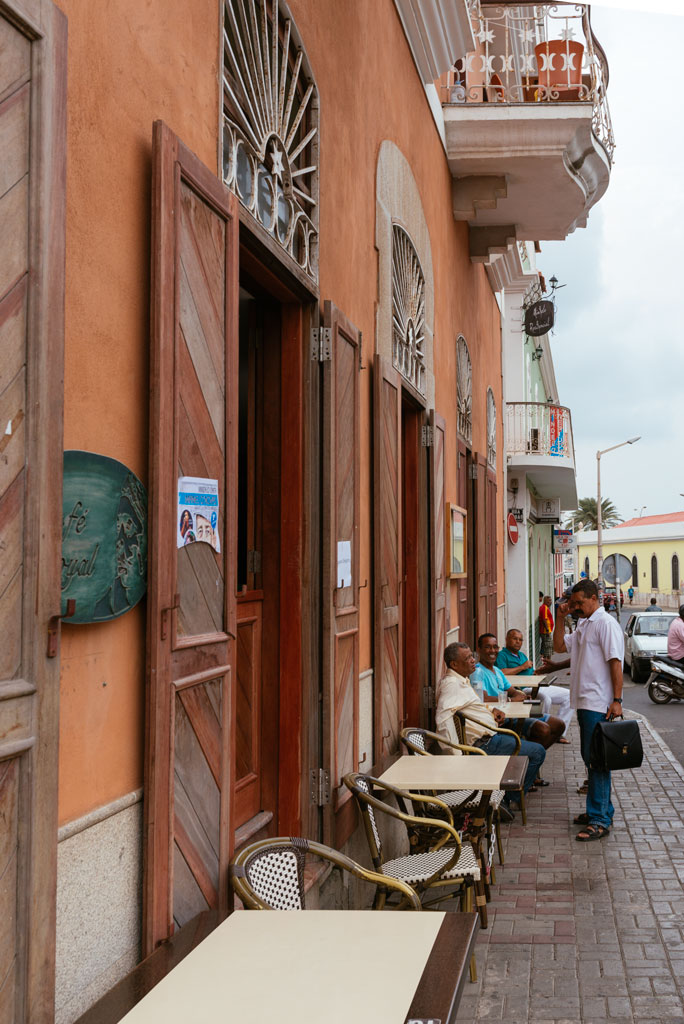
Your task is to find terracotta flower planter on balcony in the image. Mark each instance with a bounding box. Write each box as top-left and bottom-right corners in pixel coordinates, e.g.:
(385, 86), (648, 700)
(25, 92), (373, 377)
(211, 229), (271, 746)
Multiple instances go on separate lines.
(534, 40), (584, 101)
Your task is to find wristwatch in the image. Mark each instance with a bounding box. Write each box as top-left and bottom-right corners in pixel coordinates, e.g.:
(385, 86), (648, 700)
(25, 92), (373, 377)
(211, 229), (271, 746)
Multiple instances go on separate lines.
(612, 697), (623, 704)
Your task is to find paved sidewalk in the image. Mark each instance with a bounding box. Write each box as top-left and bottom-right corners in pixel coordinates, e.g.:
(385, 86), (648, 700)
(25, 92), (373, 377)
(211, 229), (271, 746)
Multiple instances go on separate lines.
(457, 714), (684, 1023)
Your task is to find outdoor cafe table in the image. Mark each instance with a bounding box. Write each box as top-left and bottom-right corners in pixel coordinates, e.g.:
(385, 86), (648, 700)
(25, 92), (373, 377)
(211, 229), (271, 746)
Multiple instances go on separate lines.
(378, 753), (528, 792)
(110, 909), (479, 1024)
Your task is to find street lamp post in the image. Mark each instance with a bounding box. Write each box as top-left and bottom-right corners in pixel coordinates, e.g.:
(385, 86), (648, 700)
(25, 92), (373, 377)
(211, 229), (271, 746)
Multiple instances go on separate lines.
(596, 436), (641, 598)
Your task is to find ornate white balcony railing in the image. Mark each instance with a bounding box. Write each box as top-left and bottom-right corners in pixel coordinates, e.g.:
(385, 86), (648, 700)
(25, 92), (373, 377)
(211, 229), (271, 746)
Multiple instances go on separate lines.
(506, 402), (575, 462)
(445, 3), (615, 165)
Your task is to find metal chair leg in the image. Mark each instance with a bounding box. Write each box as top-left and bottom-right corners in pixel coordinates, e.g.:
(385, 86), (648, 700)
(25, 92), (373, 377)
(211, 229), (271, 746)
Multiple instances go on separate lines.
(496, 810), (505, 866)
(519, 788), (527, 825)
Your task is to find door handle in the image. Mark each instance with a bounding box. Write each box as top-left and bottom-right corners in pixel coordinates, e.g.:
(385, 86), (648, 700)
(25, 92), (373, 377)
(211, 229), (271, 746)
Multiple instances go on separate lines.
(47, 599), (76, 658)
(161, 593), (180, 640)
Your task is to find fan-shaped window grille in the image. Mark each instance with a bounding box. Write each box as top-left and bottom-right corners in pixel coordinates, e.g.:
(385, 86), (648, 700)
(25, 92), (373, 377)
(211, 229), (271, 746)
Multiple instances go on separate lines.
(651, 554), (658, 590)
(391, 225), (426, 396)
(222, 0), (319, 281)
(632, 555), (638, 588)
(486, 388), (496, 469)
(584, 556), (590, 578)
(456, 336), (472, 446)
(672, 554), (680, 592)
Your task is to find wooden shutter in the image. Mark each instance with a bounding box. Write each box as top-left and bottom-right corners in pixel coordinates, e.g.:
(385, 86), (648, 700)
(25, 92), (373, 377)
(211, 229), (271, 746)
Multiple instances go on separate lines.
(321, 302), (360, 846)
(429, 412), (447, 711)
(456, 440), (472, 646)
(485, 469), (498, 631)
(145, 122), (238, 954)
(0, 3), (65, 1020)
(473, 453), (488, 639)
(373, 356), (402, 763)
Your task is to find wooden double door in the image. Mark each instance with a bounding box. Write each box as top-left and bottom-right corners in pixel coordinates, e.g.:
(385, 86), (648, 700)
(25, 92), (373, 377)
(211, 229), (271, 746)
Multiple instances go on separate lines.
(0, 2), (66, 1020)
(373, 358), (448, 766)
(145, 125), (301, 953)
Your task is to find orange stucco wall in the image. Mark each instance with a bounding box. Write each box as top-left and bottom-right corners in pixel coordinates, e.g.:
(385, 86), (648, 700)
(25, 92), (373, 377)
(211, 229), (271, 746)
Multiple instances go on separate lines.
(56, 0), (504, 824)
(55, 0), (221, 823)
(288, 0), (504, 663)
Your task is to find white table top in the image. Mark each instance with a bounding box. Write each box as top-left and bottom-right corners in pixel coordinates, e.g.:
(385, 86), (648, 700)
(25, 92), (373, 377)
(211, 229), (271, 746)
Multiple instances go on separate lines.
(379, 753), (512, 791)
(118, 911), (446, 1023)
(490, 702), (540, 717)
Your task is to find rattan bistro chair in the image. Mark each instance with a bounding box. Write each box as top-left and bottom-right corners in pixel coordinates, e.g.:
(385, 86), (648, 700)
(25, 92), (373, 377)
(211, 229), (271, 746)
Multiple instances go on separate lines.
(400, 727), (505, 872)
(453, 711), (527, 824)
(230, 836), (421, 911)
(343, 772), (486, 926)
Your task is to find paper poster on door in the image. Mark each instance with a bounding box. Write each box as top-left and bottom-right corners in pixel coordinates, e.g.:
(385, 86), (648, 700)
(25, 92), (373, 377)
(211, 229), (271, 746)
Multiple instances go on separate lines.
(337, 540), (352, 589)
(177, 477), (220, 552)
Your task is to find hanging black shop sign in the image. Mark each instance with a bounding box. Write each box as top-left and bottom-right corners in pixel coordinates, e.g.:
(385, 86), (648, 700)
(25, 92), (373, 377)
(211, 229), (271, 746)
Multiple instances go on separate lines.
(524, 299), (555, 337)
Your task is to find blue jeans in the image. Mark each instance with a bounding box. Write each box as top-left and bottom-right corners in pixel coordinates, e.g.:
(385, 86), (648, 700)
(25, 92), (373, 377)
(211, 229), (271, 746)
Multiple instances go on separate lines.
(577, 709), (613, 829)
(480, 732), (545, 794)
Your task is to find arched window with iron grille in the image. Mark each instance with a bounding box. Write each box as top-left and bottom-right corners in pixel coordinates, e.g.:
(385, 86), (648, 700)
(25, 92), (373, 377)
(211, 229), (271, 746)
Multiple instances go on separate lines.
(584, 556), (590, 578)
(672, 554), (680, 593)
(632, 555), (638, 590)
(651, 554), (658, 590)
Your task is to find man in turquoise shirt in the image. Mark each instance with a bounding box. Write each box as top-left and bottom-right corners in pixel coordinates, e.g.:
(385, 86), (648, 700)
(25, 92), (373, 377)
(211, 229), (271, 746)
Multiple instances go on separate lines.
(472, 634), (563, 750)
(496, 628), (572, 741)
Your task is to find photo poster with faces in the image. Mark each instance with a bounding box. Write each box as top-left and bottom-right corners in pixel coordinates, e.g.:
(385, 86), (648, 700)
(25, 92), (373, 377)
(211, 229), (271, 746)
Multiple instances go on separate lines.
(177, 477), (221, 552)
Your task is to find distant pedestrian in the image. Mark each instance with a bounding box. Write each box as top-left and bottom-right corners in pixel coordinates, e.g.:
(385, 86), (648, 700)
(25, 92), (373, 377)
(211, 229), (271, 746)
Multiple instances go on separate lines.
(645, 596), (662, 612)
(628, 586), (634, 605)
(667, 605), (684, 667)
(539, 595), (554, 659)
(554, 579), (624, 842)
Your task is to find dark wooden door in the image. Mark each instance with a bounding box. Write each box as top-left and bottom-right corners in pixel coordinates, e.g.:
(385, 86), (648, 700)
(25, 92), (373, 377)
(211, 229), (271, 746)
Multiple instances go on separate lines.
(373, 356), (402, 764)
(145, 122), (238, 954)
(234, 285), (281, 836)
(0, 3), (65, 1021)
(429, 412), (447, 715)
(321, 302), (360, 846)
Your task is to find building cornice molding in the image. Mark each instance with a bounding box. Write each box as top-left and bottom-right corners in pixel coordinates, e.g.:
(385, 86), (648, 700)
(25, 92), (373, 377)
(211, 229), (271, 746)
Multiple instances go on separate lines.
(394, 0), (474, 84)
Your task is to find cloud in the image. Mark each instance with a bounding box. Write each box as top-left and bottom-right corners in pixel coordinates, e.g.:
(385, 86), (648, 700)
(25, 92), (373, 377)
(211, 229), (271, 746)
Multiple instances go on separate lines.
(538, 8), (684, 519)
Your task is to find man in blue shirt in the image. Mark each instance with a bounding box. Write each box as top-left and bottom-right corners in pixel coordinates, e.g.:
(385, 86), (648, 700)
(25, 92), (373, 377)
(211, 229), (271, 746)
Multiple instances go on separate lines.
(472, 634), (564, 749)
(496, 628), (572, 741)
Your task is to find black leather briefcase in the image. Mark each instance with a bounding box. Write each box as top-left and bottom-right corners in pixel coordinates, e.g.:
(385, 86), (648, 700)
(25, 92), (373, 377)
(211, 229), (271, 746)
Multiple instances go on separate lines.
(589, 717), (643, 772)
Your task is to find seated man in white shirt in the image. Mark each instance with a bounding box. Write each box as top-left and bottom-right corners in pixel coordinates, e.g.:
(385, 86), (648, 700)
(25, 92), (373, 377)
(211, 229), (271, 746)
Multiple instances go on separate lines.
(435, 641), (546, 814)
(495, 628), (573, 743)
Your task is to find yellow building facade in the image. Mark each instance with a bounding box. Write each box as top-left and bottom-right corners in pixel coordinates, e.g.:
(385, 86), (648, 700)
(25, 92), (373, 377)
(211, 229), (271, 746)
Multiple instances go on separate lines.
(576, 516), (684, 605)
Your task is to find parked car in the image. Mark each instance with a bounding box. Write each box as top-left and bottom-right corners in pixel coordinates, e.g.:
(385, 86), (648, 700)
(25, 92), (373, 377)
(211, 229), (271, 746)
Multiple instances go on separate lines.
(624, 611), (677, 683)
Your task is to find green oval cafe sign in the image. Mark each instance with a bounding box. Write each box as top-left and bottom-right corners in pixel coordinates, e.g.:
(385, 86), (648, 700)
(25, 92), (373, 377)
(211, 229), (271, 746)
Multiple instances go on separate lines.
(62, 451), (148, 623)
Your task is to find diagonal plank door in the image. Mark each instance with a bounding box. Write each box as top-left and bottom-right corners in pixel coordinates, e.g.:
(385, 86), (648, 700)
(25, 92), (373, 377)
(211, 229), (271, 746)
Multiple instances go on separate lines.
(0, 3), (66, 1021)
(373, 356), (403, 765)
(321, 302), (361, 846)
(145, 121), (238, 955)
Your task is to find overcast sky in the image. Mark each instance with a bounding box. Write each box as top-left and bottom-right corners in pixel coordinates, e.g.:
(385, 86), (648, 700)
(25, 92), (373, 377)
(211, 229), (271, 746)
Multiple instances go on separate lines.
(538, 4), (684, 522)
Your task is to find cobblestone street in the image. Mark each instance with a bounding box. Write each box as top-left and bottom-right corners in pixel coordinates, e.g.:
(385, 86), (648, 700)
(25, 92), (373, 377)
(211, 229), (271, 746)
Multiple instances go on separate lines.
(458, 713), (684, 1023)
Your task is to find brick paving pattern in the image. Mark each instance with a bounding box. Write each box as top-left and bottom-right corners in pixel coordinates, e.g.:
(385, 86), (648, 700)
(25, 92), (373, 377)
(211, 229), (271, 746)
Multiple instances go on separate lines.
(457, 714), (684, 1023)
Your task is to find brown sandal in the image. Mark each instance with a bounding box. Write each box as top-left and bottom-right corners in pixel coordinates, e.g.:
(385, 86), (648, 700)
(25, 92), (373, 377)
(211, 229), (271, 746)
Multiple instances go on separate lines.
(575, 823), (609, 842)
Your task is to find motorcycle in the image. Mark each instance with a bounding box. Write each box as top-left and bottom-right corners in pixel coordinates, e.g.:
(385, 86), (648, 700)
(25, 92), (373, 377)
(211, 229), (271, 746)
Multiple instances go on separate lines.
(646, 656), (684, 704)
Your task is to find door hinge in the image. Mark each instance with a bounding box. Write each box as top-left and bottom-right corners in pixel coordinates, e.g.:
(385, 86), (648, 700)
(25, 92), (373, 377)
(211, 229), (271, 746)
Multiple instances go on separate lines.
(310, 327), (332, 362)
(247, 549), (262, 574)
(423, 686), (435, 709)
(469, 463), (478, 479)
(310, 768), (330, 805)
(421, 425), (434, 447)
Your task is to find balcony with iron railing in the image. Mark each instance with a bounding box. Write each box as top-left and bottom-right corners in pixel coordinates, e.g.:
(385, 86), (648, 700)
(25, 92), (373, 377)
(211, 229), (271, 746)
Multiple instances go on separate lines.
(506, 402), (577, 508)
(443, 2), (614, 257)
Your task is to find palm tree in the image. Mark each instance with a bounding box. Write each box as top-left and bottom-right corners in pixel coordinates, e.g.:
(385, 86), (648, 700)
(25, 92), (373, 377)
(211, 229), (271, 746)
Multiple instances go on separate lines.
(568, 497), (622, 532)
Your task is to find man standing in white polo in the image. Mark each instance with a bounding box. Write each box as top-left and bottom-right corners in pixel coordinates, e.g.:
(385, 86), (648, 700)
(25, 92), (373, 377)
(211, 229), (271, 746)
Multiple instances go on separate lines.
(554, 579), (624, 842)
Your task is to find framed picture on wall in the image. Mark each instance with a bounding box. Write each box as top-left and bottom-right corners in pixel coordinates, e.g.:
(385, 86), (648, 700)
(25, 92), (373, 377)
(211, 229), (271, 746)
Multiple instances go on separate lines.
(447, 503), (467, 579)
